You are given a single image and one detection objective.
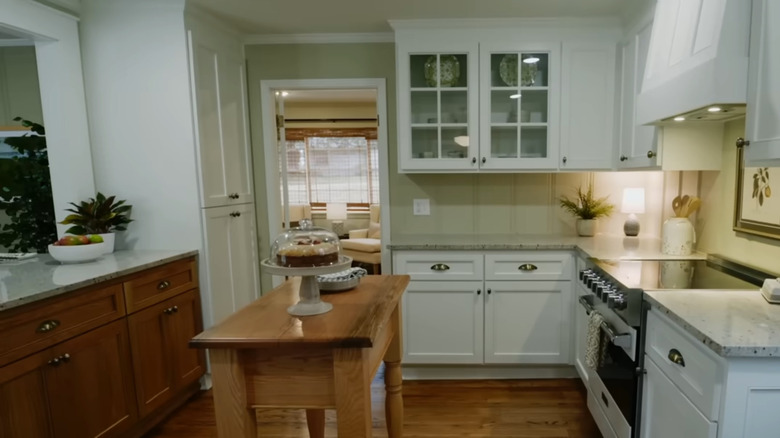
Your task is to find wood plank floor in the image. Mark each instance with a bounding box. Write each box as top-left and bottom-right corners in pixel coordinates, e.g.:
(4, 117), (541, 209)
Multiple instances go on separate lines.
(145, 373), (602, 438)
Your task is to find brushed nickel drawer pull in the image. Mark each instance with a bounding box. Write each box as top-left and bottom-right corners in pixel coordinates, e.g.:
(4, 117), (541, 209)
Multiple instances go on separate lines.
(430, 263), (450, 272)
(518, 263), (538, 271)
(157, 280), (171, 290)
(668, 348), (686, 367)
(37, 319), (60, 333)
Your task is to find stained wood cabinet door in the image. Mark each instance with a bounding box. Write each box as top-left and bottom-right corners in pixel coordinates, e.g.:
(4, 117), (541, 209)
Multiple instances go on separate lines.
(128, 289), (205, 416)
(0, 320), (137, 438)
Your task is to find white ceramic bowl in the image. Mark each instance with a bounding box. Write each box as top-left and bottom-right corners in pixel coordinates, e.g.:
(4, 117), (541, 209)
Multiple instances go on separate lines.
(48, 242), (106, 264)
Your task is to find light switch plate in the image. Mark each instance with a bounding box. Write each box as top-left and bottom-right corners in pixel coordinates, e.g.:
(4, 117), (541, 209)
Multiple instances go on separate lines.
(413, 198), (430, 216)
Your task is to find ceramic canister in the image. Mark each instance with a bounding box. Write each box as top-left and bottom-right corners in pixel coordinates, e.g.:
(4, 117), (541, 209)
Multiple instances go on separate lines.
(661, 217), (695, 255)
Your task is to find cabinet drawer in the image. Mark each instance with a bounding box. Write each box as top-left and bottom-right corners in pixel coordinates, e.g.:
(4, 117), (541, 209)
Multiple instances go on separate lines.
(124, 258), (198, 313)
(645, 309), (723, 420)
(393, 251), (483, 281)
(485, 252), (572, 280)
(0, 283), (125, 367)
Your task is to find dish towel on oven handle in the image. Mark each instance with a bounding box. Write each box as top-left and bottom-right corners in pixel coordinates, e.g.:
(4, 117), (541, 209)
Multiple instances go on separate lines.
(585, 310), (609, 370)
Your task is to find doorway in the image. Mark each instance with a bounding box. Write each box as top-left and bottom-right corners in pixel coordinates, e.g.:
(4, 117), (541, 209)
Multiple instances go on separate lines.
(260, 79), (390, 286)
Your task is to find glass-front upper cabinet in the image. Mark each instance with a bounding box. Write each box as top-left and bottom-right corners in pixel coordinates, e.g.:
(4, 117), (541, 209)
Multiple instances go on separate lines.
(398, 43), (479, 172)
(479, 44), (560, 170)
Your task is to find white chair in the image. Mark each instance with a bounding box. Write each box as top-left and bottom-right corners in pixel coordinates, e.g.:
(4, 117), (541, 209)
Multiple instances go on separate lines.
(341, 205), (381, 274)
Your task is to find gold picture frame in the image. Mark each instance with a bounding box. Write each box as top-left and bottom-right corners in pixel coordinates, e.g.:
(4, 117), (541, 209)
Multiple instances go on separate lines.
(734, 146), (780, 239)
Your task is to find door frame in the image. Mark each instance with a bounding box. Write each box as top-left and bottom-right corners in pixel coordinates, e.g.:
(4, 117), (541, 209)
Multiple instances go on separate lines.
(260, 78), (390, 287)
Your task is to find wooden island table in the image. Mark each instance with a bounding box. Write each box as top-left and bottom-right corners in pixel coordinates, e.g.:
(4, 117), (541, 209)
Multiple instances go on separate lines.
(190, 274), (410, 438)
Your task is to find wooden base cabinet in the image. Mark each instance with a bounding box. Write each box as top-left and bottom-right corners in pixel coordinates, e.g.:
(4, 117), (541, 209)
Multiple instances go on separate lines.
(0, 320), (137, 438)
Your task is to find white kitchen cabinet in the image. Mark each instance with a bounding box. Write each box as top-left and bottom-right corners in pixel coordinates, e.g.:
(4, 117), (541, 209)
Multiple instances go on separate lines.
(484, 280), (571, 364)
(573, 287), (590, 382)
(188, 23), (254, 208)
(202, 203), (261, 326)
(479, 43), (560, 170)
(559, 42), (616, 170)
(402, 281), (484, 364)
(743, 0), (780, 166)
(396, 41), (480, 172)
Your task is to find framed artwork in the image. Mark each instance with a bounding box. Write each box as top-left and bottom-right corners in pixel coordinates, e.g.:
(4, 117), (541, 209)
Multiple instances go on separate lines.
(734, 146), (780, 239)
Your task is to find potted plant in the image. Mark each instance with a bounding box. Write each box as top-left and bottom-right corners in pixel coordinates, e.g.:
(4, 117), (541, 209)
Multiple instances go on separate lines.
(558, 183), (614, 237)
(59, 192), (133, 253)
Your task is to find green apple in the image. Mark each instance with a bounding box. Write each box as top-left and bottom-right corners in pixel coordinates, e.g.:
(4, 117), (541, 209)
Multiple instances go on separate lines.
(88, 235), (104, 243)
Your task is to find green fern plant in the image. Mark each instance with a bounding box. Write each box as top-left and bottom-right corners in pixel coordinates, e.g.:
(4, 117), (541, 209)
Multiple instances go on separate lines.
(558, 183), (614, 220)
(60, 192), (133, 234)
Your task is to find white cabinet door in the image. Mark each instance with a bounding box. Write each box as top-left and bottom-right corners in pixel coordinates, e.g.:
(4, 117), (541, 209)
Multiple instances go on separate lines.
(640, 358), (718, 438)
(188, 26), (253, 207)
(573, 287), (590, 382)
(479, 43), (560, 170)
(402, 280), (484, 364)
(484, 280), (571, 364)
(744, 0), (780, 166)
(396, 42), (479, 172)
(202, 203), (261, 327)
(617, 19), (660, 169)
(559, 42), (616, 170)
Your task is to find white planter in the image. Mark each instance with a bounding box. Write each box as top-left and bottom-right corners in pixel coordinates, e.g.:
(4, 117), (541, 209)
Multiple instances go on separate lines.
(98, 232), (115, 254)
(576, 219), (596, 237)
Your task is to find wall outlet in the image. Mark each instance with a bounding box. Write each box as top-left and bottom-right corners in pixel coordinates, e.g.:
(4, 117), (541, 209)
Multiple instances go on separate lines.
(413, 198), (430, 216)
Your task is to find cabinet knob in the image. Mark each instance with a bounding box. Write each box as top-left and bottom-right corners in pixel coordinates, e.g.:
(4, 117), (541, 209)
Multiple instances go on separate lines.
(472, 157), (477, 164)
(619, 155), (628, 162)
(481, 157), (486, 164)
(157, 280), (171, 290)
(430, 263), (450, 272)
(61, 353), (70, 363)
(172, 305), (179, 313)
(736, 137), (750, 148)
(667, 348), (686, 367)
(647, 150), (656, 158)
(487, 289), (492, 295)
(477, 289), (481, 295)
(229, 193), (240, 199)
(230, 211), (242, 218)
(36, 319), (60, 333)
(518, 263), (538, 271)
(164, 307), (173, 315)
(48, 357), (61, 366)
(562, 156), (567, 164)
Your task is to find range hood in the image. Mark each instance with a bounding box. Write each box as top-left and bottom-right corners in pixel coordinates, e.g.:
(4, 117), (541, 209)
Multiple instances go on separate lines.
(636, 0), (751, 125)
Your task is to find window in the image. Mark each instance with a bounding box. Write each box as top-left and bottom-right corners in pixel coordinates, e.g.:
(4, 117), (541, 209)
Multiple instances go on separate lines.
(280, 128), (378, 210)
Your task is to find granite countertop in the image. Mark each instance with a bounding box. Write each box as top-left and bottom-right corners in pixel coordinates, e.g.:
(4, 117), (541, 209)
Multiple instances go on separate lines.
(644, 289), (780, 358)
(388, 233), (707, 261)
(0, 250), (198, 312)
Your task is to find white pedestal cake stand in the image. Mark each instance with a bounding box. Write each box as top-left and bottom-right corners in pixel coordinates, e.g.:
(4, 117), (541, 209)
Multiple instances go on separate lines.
(260, 256), (353, 316)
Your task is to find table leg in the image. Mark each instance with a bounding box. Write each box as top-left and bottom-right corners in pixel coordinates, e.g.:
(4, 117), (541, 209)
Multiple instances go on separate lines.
(305, 409), (325, 438)
(209, 349), (257, 438)
(384, 305), (404, 438)
(333, 348), (372, 437)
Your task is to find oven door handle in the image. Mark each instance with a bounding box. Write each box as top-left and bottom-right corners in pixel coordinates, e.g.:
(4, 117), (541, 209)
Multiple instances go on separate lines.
(579, 296), (632, 349)
(578, 295), (595, 315)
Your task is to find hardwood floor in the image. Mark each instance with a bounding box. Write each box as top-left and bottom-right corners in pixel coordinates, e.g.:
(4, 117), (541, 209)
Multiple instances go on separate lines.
(144, 372), (602, 438)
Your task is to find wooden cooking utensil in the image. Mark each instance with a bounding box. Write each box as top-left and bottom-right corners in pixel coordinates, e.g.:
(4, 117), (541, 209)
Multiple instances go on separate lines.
(672, 196), (682, 217)
(685, 197), (701, 217)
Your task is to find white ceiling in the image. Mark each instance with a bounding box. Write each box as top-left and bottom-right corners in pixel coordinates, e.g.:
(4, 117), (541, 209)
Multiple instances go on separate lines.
(188, 0), (635, 35)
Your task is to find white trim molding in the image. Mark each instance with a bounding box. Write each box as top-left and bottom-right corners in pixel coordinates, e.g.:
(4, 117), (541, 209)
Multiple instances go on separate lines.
(245, 32), (394, 45)
(388, 17), (621, 30)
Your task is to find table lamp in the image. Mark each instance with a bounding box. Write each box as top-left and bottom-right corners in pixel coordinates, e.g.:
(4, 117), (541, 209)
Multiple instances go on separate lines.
(622, 188), (645, 237)
(326, 203), (348, 237)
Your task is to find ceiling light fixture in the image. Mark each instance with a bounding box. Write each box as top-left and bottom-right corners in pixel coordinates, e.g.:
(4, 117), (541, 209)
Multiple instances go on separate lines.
(522, 56), (540, 64)
(673, 116), (685, 121)
(281, 91), (289, 97)
(509, 93), (521, 99)
(708, 106), (721, 112)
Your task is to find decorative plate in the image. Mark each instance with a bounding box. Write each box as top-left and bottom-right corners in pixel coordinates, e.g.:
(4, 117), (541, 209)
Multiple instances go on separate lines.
(499, 54), (518, 86)
(424, 55), (460, 87)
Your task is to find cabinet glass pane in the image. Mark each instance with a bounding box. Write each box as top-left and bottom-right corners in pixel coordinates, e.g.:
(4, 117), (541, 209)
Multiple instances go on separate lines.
(442, 127), (469, 158)
(412, 127), (439, 158)
(520, 90), (548, 123)
(520, 127), (548, 158)
(491, 90), (518, 123)
(520, 53), (549, 87)
(411, 91), (438, 124)
(491, 53), (519, 87)
(491, 127), (518, 158)
(410, 54), (468, 88)
(441, 90), (467, 124)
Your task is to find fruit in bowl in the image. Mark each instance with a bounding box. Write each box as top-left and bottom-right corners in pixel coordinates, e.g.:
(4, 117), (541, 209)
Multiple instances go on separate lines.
(48, 235), (106, 263)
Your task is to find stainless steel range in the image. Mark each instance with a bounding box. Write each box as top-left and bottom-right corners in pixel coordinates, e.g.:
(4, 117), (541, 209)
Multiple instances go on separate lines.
(577, 254), (773, 438)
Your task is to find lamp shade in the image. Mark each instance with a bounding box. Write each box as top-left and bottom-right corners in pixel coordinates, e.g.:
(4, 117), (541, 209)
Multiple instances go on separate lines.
(621, 188), (646, 214)
(326, 203), (348, 221)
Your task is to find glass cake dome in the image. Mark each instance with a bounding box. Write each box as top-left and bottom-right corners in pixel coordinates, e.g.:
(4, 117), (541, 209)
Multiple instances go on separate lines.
(269, 218), (342, 268)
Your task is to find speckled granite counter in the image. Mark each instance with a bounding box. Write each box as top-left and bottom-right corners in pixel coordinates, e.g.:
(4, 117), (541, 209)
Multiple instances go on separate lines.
(0, 250), (198, 311)
(388, 233), (706, 261)
(644, 289), (780, 358)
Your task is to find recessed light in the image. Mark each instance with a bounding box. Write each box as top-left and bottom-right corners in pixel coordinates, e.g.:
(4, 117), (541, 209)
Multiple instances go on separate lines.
(673, 116), (685, 121)
(281, 91), (289, 97)
(708, 106), (721, 112)
(522, 56), (540, 64)
(509, 94), (521, 99)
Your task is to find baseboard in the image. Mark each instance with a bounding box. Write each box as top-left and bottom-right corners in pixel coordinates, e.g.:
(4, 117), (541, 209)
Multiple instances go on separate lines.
(401, 364), (579, 380)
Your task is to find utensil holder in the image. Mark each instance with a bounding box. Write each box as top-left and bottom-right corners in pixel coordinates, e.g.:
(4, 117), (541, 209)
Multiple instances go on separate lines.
(662, 217), (695, 255)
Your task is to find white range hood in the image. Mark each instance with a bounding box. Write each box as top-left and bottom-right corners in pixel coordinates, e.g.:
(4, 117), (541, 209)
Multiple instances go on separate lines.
(636, 0), (751, 125)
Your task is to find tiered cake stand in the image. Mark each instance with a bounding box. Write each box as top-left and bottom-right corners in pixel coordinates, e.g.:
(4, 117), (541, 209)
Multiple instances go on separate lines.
(260, 256), (353, 316)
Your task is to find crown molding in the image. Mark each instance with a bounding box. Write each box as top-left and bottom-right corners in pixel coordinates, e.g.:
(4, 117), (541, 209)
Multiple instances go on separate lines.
(244, 32), (394, 45)
(388, 17), (621, 30)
